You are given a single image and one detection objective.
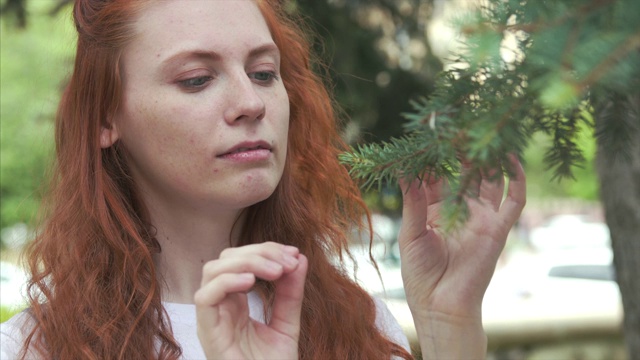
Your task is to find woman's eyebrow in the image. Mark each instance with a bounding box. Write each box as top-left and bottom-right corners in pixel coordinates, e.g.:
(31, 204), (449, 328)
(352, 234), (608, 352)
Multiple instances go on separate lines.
(160, 50), (221, 69)
(247, 43), (281, 60)
(160, 43), (281, 69)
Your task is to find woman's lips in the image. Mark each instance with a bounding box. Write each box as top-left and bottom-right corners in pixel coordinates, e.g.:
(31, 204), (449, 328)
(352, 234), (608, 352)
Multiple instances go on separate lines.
(217, 141), (272, 161)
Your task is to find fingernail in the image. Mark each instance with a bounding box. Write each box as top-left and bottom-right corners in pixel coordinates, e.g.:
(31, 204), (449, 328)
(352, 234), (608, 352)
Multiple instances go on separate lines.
(283, 245), (299, 256)
(266, 261), (283, 272)
(240, 273), (255, 282)
(284, 254), (299, 267)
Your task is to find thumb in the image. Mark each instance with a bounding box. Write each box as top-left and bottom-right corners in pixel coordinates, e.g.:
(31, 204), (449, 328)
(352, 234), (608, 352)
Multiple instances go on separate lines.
(269, 254), (308, 338)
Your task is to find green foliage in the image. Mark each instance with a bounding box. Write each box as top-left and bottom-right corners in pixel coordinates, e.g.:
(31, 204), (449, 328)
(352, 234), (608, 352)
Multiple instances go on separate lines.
(342, 0), (640, 227)
(0, 2), (75, 232)
(0, 306), (23, 323)
(289, 0), (440, 142)
(524, 124), (599, 200)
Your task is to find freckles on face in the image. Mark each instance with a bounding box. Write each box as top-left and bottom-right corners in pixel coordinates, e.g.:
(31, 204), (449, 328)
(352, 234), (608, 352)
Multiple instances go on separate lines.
(118, 86), (202, 191)
(113, 0), (290, 214)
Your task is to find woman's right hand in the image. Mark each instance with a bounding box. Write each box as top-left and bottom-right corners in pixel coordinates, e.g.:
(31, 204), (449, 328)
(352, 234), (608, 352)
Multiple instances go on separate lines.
(195, 242), (308, 360)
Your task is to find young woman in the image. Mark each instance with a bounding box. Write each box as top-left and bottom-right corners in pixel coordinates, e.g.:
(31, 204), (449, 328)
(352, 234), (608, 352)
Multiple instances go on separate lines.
(0, 0), (526, 359)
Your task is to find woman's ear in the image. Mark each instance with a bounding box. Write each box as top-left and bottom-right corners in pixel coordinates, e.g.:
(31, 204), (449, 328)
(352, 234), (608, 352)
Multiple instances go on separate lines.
(100, 122), (120, 148)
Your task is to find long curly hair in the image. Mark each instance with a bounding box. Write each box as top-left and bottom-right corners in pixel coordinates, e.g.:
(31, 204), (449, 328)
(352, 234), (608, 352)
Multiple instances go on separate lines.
(21, 0), (413, 359)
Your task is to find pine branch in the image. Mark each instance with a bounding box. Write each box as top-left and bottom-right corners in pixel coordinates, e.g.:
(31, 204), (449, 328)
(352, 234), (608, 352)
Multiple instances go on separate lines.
(578, 32), (640, 89)
(341, 0), (639, 227)
(595, 91), (640, 163)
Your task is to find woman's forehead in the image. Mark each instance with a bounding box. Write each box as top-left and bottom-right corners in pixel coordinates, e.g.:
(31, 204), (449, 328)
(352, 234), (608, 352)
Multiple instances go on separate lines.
(130, 0), (273, 55)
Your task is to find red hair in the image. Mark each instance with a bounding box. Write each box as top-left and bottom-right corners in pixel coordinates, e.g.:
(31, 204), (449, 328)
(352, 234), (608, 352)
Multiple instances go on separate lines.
(21, 0), (413, 359)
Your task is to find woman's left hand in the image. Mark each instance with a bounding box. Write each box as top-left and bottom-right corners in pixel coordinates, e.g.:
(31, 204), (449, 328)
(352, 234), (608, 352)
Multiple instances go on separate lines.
(195, 243), (308, 360)
(398, 155), (526, 358)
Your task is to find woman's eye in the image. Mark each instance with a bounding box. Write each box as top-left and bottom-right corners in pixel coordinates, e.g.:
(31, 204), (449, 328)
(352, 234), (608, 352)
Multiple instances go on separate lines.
(249, 71), (279, 84)
(178, 76), (212, 89)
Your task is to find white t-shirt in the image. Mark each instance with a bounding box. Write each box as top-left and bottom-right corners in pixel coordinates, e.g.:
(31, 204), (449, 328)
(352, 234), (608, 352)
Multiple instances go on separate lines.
(1, 292), (410, 359)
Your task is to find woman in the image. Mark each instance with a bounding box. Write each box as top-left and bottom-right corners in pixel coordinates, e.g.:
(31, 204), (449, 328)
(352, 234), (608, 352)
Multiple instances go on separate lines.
(0, 0), (526, 359)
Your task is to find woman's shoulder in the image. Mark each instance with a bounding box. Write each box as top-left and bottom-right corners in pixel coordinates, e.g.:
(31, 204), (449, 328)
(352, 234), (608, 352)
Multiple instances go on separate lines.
(372, 296), (411, 352)
(1, 309), (38, 359)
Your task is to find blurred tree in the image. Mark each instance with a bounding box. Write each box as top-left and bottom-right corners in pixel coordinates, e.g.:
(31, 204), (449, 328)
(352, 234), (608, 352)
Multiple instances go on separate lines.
(595, 92), (639, 360)
(0, 0), (26, 28)
(291, 0), (441, 143)
(343, 0), (640, 357)
(0, 0), (74, 235)
(290, 0), (444, 215)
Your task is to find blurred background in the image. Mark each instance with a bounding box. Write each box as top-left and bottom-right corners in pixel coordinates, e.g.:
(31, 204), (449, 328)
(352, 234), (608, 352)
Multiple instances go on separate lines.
(0, 0), (623, 359)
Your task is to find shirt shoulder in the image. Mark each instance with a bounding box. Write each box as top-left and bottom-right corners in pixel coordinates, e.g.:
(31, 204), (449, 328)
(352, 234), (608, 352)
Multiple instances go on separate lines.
(372, 296), (411, 353)
(1, 310), (39, 359)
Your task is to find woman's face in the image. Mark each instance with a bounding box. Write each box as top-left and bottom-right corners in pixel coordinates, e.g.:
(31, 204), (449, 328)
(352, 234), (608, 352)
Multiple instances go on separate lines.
(110, 0), (290, 214)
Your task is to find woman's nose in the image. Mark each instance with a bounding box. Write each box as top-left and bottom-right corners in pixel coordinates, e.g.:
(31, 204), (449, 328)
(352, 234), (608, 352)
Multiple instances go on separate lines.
(223, 74), (266, 124)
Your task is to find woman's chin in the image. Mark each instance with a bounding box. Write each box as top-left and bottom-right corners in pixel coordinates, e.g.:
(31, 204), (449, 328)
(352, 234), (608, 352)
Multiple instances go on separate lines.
(223, 179), (280, 209)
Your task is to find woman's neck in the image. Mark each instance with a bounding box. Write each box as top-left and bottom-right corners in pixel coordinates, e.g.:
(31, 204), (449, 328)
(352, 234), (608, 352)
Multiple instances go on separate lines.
(148, 205), (245, 304)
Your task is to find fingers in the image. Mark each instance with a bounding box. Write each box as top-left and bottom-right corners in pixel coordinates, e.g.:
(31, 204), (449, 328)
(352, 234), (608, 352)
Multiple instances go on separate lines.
(476, 169), (505, 211)
(269, 254), (308, 338)
(195, 273), (253, 353)
(195, 242), (306, 358)
(195, 272), (256, 308)
(499, 154), (527, 222)
(200, 242), (301, 286)
(399, 178), (430, 243)
(399, 175), (446, 245)
(422, 176), (447, 208)
(459, 155), (505, 211)
(401, 154), (524, 225)
(195, 242), (302, 322)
